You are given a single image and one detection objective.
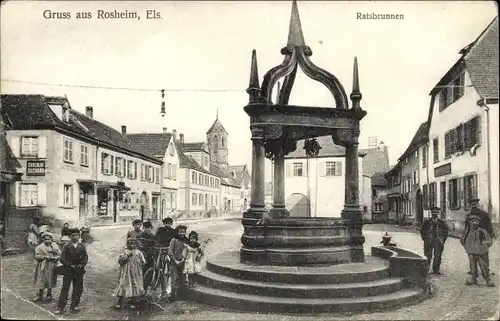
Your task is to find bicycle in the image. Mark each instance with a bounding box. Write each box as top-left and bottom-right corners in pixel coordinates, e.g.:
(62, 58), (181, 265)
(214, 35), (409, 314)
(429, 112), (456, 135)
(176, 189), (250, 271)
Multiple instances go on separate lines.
(143, 246), (171, 304)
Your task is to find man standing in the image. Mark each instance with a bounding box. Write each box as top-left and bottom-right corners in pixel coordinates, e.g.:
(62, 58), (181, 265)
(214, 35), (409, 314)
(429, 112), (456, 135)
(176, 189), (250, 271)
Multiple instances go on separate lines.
(55, 228), (88, 315)
(420, 207), (449, 275)
(461, 198), (495, 275)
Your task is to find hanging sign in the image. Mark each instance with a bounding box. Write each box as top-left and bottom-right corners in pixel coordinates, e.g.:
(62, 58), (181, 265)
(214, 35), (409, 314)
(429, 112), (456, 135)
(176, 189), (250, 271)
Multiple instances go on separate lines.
(26, 161), (46, 176)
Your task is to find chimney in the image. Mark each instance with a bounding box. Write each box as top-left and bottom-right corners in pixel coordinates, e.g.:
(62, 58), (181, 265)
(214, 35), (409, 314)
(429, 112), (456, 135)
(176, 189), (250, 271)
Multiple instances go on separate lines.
(172, 129), (177, 140)
(162, 127), (168, 133)
(179, 133), (184, 144)
(121, 125), (127, 135)
(85, 106), (93, 119)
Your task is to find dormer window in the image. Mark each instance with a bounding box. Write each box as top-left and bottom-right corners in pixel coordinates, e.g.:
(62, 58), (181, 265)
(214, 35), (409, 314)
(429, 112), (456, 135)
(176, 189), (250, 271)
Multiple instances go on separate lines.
(439, 72), (465, 111)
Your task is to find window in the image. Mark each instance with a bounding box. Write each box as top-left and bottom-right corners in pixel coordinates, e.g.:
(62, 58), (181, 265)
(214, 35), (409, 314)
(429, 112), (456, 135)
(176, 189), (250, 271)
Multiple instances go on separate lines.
(423, 184), (429, 209)
(444, 129), (457, 159)
(21, 136), (39, 158)
(210, 177), (214, 187)
(464, 116), (481, 150)
(101, 153), (111, 175)
(325, 161), (342, 176)
(127, 160), (135, 179)
(463, 174), (477, 209)
(192, 193), (197, 205)
(429, 182), (437, 208)
(198, 173), (202, 185)
(293, 163), (303, 177)
(433, 138), (439, 164)
(192, 172), (196, 184)
(63, 185), (74, 207)
(63, 139), (74, 163)
(412, 170), (418, 185)
(169, 143), (174, 156)
(205, 176), (209, 186)
(448, 178), (459, 209)
(20, 183), (38, 207)
(422, 145), (428, 168)
(115, 157), (123, 177)
(155, 167), (160, 184)
(373, 204), (383, 213)
(167, 163), (172, 179)
(439, 73), (465, 111)
(148, 166), (154, 183)
(80, 145), (89, 166)
(199, 194), (203, 205)
(140, 164), (145, 181)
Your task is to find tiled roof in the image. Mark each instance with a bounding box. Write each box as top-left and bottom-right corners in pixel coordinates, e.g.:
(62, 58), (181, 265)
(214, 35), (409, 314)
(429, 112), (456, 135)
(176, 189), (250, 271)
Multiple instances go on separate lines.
(182, 142), (206, 152)
(127, 133), (173, 158)
(359, 145), (390, 177)
(206, 118), (227, 134)
(465, 17), (499, 99)
(209, 164), (241, 187)
(371, 172), (387, 187)
(227, 165), (251, 188)
(285, 136), (347, 158)
(1, 94), (162, 164)
(398, 121), (429, 161)
(0, 117), (21, 173)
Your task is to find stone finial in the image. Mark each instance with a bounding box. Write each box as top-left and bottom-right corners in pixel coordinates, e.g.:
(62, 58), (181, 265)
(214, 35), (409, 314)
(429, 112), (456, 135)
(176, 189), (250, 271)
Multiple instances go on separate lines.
(246, 49), (261, 103)
(350, 57), (362, 109)
(287, 0), (306, 47)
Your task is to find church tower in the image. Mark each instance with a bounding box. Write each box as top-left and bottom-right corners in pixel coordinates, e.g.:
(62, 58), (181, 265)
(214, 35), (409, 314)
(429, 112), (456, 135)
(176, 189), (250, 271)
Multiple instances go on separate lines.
(206, 110), (229, 170)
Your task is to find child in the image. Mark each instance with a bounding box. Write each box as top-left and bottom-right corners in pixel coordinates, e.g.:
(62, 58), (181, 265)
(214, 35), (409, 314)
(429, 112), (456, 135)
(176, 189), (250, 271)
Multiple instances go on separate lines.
(127, 219), (143, 243)
(32, 232), (61, 302)
(27, 216), (40, 250)
(168, 225), (188, 300)
(155, 217), (176, 248)
(183, 231), (204, 288)
(61, 223), (71, 241)
(139, 221), (157, 273)
(464, 215), (495, 287)
(115, 238), (146, 309)
(80, 222), (93, 244)
(55, 229), (88, 315)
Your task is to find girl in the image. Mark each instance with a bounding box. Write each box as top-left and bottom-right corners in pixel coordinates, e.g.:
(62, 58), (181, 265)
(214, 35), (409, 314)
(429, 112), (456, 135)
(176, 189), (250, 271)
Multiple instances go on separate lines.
(80, 221), (93, 244)
(27, 216), (40, 250)
(183, 231), (204, 288)
(33, 232), (61, 302)
(115, 238), (146, 309)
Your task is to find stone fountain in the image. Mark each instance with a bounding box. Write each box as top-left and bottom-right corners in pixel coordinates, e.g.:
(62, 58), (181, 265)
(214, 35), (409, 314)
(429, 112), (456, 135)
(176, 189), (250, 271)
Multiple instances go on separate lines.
(188, 1), (430, 313)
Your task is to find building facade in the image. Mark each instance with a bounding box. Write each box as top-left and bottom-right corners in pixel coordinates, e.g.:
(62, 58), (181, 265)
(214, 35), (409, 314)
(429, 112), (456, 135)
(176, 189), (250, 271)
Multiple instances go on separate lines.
(1, 95), (163, 229)
(420, 17), (498, 234)
(283, 136), (366, 218)
(385, 163), (402, 224)
(371, 172), (389, 223)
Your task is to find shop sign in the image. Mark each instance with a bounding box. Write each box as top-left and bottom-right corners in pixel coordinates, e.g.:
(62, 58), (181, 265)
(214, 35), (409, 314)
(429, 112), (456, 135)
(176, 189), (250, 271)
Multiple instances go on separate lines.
(434, 163), (451, 178)
(26, 161), (46, 176)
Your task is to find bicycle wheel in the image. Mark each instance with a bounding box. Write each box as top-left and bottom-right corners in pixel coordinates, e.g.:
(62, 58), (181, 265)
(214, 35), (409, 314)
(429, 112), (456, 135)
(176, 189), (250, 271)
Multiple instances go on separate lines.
(144, 267), (165, 304)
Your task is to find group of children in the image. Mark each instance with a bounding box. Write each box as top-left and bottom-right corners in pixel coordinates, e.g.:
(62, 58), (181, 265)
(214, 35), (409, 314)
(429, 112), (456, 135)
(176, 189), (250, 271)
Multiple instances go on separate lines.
(31, 228), (89, 315)
(114, 217), (204, 309)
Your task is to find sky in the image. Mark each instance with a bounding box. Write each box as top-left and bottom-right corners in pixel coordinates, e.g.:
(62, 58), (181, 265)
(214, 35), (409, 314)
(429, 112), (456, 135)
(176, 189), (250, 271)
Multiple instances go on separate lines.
(1, 0), (497, 179)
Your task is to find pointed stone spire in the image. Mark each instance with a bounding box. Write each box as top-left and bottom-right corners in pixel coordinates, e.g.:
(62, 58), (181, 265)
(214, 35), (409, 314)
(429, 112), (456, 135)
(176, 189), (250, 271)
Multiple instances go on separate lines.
(247, 49), (261, 103)
(350, 56), (362, 109)
(216, 107), (219, 120)
(287, 0), (305, 47)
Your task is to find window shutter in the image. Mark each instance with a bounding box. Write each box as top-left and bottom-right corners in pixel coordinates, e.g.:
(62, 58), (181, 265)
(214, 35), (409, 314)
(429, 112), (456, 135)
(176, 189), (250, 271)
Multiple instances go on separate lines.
(101, 155), (105, 174)
(336, 161), (343, 176)
(134, 162), (138, 179)
(59, 184), (65, 207)
(319, 161), (326, 177)
(286, 163), (292, 177)
(15, 182), (21, 207)
(475, 116), (482, 146)
(37, 183), (47, 207)
(10, 136), (20, 158)
(110, 155), (115, 175)
(473, 174), (478, 198)
(38, 136), (47, 159)
(448, 182), (452, 207)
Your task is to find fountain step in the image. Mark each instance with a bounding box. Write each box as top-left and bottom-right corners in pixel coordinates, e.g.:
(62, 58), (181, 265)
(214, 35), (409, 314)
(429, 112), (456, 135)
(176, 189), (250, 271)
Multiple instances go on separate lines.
(186, 284), (424, 313)
(206, 251), (390, 284)
(198, 269), (404, 298)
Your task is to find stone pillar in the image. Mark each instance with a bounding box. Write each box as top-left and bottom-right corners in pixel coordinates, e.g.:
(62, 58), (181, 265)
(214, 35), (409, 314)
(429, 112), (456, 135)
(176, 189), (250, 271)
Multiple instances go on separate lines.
(339, 129), (365, 262)
(247, 127), (267, 218)
(270, 146), (288, 218)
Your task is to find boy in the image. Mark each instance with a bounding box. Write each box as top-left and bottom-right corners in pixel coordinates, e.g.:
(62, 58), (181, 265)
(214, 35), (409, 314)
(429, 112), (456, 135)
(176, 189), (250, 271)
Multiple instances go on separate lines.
(156, 217), (176, 247)
(168, 225), (188, 300)
(464, 214), (495, 286)
(126, 219), (143, 244)
(139, 221), (157, 272)
(56, 228), (88, 315)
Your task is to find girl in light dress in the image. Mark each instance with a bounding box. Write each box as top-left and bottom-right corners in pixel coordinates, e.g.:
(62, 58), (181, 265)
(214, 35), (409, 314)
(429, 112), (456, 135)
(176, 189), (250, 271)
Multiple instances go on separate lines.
(115, 238), (146, 309)
(182, 231), (204, 288)
(32, 232), (61, 302)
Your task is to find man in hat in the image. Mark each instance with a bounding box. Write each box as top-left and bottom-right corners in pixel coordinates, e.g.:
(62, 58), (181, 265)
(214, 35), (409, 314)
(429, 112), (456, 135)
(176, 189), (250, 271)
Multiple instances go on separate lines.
(461, 198), (495, 275)
(420, 207), (449, 274)
(55, 228), (88, 315)
(463, 213), (494, 286)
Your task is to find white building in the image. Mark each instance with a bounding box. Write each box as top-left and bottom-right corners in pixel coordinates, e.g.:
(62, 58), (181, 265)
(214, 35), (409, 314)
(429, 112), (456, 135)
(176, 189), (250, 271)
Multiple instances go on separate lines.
(419, 17), (498, 233)
(283, 136), (367, 218)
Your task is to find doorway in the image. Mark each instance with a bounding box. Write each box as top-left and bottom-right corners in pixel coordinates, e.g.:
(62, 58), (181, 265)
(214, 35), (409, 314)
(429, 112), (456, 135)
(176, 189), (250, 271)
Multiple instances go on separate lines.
(440, 181), (446, 217)
(286, 193), (310, 217)
(79, 184), (92, 222)
(416, 189), (423, 224)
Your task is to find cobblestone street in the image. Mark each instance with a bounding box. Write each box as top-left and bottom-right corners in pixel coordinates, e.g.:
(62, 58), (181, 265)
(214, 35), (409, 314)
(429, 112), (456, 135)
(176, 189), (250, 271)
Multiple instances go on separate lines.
(2, 220), (499, 320)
